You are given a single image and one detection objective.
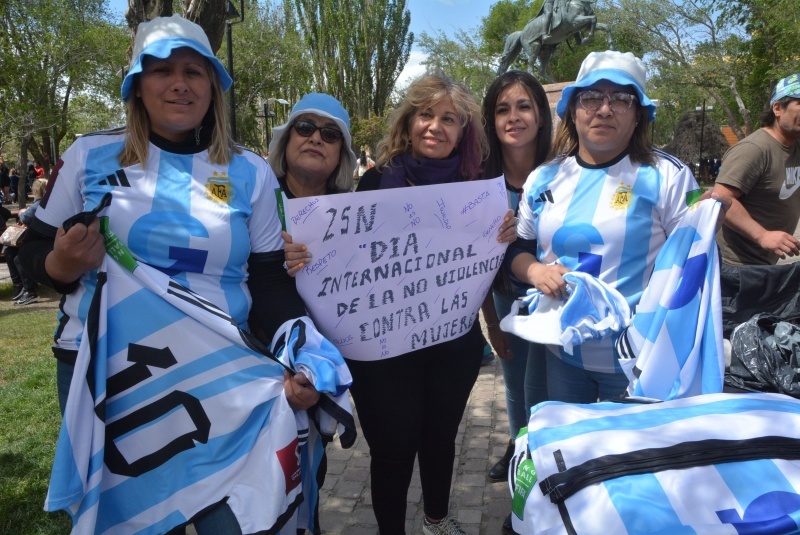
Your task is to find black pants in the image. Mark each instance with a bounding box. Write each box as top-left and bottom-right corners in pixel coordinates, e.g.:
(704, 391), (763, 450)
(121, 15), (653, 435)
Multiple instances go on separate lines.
(5, 246), (37, 292)
(346, 323), (483, 534)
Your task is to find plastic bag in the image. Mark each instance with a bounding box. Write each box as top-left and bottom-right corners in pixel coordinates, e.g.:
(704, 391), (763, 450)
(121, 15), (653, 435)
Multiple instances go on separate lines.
(725, 313), (800, 397)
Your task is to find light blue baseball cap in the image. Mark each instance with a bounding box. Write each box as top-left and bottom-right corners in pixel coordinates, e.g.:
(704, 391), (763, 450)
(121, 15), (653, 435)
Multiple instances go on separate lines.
(121, 15), (232, 101)
(770, 73), (800, 105)
(556, 50), (656, 122)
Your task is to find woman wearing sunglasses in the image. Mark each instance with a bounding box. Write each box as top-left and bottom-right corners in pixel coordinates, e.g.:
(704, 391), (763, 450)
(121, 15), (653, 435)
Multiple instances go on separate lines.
(264, 93), (356, 535)
(267, 93), (356, 200)
(508, 51), (701, 403)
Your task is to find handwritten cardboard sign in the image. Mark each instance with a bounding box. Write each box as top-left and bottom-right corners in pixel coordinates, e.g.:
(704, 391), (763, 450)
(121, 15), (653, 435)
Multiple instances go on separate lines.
(285, 177), (508, 361)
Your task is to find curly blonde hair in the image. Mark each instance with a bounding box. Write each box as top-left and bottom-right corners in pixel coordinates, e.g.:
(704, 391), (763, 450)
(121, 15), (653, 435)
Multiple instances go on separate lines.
(376, 74), (488, 180)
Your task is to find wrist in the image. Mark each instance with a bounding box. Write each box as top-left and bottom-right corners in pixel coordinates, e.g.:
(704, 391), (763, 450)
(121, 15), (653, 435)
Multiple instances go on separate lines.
(527, 261), (543, 285)
(45, 250), (82, 286)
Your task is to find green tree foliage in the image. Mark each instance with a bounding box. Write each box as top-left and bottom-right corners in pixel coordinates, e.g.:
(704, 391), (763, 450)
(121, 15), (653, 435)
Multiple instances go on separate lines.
(416, 0), (639, 102)
(219, 0), (312, 153)
(125, 0), (230, 54)
(718, 0), (800, 121)
(0, 0), (127, 174)
(350, 114), (389, 158)
(721, 0), (800, 80)
(416, 29), (497, 98)
(480, 0), (541, 59)
(294, 0), (413, 119)
(604, 0), (800, 140)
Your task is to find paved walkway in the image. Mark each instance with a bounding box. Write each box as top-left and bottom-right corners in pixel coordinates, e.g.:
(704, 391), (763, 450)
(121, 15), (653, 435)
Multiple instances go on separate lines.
(316, 355), (512, 535)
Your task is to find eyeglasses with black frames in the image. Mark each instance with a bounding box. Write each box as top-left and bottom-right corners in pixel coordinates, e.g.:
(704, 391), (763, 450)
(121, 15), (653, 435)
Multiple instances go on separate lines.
(292, 120), (344, 144)
(577, 91), (638, 114)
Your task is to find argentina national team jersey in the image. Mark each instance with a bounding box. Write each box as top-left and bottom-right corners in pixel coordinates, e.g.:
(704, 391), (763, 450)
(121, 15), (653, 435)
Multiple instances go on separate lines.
(516, 150), (699, 372)
(33, 129), (284, 355)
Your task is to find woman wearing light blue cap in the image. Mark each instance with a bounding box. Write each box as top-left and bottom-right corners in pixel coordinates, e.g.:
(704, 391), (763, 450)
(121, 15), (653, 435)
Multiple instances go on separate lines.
(20, 14), (318, 535)
(268, 93), (357, 198)
(264, 92), (357, 535)
(506, 50), (701, 403)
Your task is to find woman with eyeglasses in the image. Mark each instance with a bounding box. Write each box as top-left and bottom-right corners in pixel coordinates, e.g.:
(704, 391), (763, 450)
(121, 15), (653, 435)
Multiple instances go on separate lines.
(508, 51), (701, 403)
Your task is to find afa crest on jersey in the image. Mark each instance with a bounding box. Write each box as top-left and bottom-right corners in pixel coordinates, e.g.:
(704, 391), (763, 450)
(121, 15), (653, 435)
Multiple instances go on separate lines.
(206, 172), (233, 204)
(610, 182), (633, 210)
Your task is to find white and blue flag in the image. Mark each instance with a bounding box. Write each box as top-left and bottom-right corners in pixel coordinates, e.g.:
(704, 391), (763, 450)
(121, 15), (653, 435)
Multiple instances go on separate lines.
(501, 271), (631, 355)
(45, 219), (354, 534)
(616, 199), (724, 400)
(510, 393), (800, 535)
(269, 317), (357, 533)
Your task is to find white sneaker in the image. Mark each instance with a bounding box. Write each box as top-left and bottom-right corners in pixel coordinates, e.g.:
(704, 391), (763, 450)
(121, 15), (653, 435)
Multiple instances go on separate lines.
(423, 516), (466, 535)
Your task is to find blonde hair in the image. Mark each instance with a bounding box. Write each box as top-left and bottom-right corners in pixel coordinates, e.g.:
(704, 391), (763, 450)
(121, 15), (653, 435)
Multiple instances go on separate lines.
(119, 57), (238, 167)
(377, 74), (488, 180)
(32, 178), (48, 198)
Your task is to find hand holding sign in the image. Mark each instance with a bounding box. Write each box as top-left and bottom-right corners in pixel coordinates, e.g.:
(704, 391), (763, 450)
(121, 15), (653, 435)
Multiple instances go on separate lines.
(285, 177), (510, 361)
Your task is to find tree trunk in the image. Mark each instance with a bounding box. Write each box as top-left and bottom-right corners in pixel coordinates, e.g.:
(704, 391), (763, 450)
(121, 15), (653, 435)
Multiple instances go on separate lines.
(728, 76), (753, 136)
(125, 0), (228, 56)
(707, 87), (746, 141)
(17, 136), (31, 210)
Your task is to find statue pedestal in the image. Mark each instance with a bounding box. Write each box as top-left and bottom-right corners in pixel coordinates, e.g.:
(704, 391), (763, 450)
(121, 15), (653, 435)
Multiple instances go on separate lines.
(543, 81), (573, 131)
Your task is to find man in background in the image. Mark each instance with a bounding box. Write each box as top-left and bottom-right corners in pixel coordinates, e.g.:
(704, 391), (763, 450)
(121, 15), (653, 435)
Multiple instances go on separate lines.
(713, 73), (800, 265)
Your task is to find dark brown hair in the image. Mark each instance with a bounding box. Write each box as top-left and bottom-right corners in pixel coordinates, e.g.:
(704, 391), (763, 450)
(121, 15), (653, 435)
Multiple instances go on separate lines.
(482, 70), (553, 179)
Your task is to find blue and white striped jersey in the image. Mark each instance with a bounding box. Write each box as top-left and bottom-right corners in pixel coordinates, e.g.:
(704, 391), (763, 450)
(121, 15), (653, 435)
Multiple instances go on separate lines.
(516, 150), (700, 372)
(34, 129), (284, 353)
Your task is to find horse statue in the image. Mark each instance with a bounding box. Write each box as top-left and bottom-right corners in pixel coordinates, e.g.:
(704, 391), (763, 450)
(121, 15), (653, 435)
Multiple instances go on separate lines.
(497, 0), (613, 83)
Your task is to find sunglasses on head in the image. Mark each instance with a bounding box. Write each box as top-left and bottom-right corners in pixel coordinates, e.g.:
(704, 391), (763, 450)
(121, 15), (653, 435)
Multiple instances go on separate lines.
(292, 120), (344, 144)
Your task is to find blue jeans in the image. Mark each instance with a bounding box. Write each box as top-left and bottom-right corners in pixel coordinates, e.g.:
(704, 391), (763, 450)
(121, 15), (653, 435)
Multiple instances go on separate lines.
(545, 350), (629, 403)
(193, 503), (242, 535)
(494, 292), (548, 437)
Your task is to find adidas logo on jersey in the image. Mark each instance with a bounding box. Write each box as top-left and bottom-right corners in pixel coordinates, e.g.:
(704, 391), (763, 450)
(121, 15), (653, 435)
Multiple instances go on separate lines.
(534, 190), (554, 204)
(100, 169), (131, 187)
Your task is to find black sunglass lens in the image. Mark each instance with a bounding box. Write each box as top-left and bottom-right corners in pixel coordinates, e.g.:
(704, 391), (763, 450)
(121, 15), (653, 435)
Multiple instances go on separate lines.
(294, 122), (315, 136)
(320, 128), (343, 143)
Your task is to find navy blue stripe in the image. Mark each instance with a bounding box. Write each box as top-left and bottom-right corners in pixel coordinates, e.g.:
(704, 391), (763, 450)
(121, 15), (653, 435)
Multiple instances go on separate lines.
(654, 149), (684, 170)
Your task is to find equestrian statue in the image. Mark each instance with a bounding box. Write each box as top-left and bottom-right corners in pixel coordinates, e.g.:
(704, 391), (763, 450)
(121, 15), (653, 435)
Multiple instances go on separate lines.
(497, 0), (613, 82)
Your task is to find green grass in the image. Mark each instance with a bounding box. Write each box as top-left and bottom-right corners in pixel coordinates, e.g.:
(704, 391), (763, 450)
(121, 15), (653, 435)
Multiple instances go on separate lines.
(0, 282), (72, 534)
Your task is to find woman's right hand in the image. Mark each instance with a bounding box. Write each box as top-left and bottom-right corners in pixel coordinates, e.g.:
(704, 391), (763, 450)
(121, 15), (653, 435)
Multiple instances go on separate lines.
(529, 262), (570, 300)
(282, 231), (312, 277)
(487, 324), (513, 360)
(46, 218), (105, 285)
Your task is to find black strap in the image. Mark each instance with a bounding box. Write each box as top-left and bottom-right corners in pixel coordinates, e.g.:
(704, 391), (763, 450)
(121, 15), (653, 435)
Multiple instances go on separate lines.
(553, 449), (578, 535)
(541, 436), (800, 504)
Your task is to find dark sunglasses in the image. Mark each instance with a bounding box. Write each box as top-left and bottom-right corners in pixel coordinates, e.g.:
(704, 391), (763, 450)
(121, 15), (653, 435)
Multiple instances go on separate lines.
(292, 120), (344, 144)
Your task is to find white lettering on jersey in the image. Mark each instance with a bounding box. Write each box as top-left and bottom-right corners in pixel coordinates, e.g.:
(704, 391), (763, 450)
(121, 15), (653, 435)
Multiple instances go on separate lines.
(778, 166), (800, 200)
